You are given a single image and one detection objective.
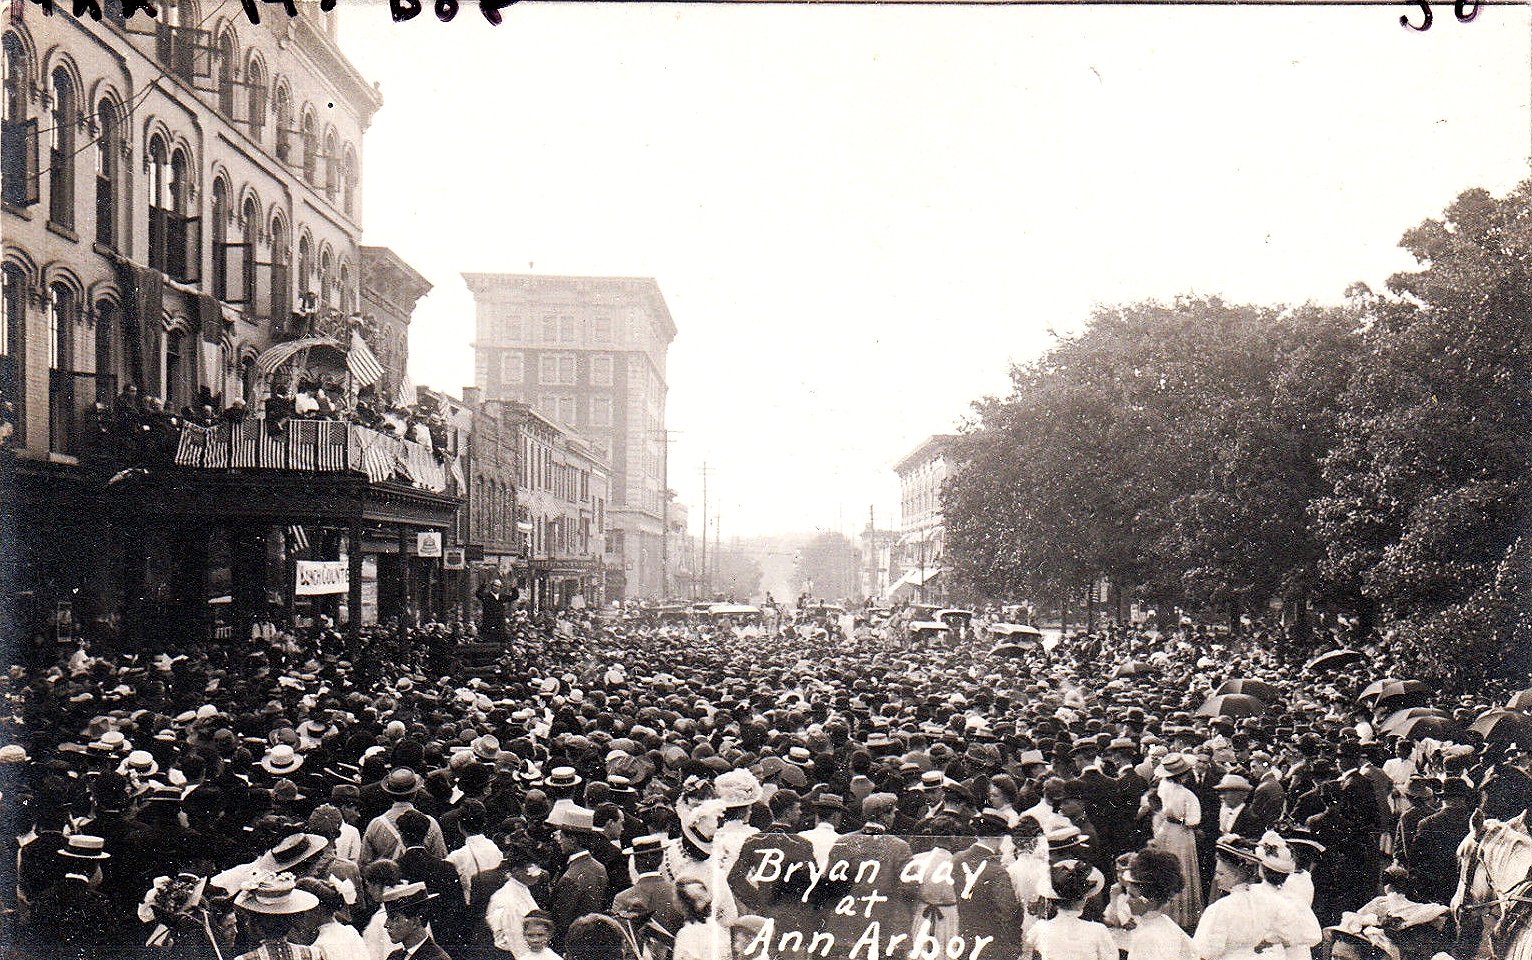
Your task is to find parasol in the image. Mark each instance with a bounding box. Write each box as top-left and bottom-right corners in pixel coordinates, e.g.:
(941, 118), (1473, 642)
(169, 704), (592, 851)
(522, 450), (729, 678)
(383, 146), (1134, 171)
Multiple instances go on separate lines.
(1305, 648), (1366, 672)
(1196, 693), (1268, 718)
(1215, 678), (1279, 702)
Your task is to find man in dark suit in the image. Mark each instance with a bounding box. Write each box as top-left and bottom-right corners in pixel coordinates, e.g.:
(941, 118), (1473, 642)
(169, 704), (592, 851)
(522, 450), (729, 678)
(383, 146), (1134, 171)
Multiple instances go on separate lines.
(548, 801), (609, 948)
(476, 578), (518, 643)
(395, 809), (471, 947)
(612, 834), (686, 960)
(1244, 753), (1287, 834)
(1407, 778), (1475, 906)
(382, 883), (453, 960)
(728, 789), (820, 957)
(948, 812), (1022, 960)
(819, 793), (918, 960)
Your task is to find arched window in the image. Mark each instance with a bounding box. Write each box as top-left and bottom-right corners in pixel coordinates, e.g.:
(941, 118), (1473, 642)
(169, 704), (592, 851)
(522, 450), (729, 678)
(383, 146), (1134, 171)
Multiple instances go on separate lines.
(147, 136), (170, 272)
(240, 196), (258, 308)
(241, 353), (256, 402)
(342, 146), (357, 217)
(323, 129), (338, 202)
(269, 217), (290, 323)
(338, 262), (351, 314)
(48, 282), (74, 372)
(210, 179), (229, 300)
(246, 57), (267, 143)
(319, 248), (332, 308)
(158, 0), (204, 84)
(297, 234), (312, 311)
(95, 99), (121, 247)
(216, 30), (236, 117)
(2, 263), (26, 442)
(301, 110), (317, 184)
(4, 33), (38, 208)
(273, 83), (292, 163)
(94, 298), (115, 386)
(48, 68), (75, 228)
(166, 147), (197, 282)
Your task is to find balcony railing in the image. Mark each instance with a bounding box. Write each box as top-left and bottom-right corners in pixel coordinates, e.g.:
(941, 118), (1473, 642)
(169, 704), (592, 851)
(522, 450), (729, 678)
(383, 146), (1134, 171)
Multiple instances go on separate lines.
(173, 417), (462, 495)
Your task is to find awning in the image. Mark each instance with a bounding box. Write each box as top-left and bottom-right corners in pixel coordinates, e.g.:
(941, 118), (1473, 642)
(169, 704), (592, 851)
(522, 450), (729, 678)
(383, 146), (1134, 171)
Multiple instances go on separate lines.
(254, 336), (346, 377)
(889, 566), (942, 593)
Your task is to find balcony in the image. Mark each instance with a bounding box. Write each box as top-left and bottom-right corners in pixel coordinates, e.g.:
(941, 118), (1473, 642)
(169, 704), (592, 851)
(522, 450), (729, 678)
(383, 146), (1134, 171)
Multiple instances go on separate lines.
(172, 417), (461, 495)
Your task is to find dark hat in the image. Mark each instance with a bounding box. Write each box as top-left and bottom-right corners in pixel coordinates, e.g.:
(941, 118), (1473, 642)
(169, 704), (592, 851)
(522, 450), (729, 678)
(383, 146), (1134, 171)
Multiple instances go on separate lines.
(809, 792), (846, 812)
(379, 881), (437, 917)
(270, 833), (327, 872)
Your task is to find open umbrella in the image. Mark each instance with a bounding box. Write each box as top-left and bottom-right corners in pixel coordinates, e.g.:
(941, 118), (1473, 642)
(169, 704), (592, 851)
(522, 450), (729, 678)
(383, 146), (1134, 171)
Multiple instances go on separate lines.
(1196, 693), (1268, 719)
(1114, 660), (1154, 678)
(1360, 678), (1401, 703)
(1507, 690), (1532, 712)
(1471, 709), (1532, 744)
(1305, 648), (1366, 672)
(1393, 713), (1466, 742)
(1375, 680), (1432, 711)
(1215, 679), (1279, 702)
(1380, 707), (1452, 735)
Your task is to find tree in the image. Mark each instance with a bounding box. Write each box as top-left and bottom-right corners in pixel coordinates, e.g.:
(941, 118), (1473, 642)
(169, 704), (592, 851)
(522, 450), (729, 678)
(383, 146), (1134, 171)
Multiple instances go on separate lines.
(713, 550), (764, 600)
(793, 532), (858, 600)
(1312, 184), (1532, 679)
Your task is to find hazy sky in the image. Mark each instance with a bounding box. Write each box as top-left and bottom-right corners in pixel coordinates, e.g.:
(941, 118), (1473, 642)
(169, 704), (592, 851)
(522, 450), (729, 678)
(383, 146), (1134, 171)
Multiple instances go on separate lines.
(338, 2), (1529, 539)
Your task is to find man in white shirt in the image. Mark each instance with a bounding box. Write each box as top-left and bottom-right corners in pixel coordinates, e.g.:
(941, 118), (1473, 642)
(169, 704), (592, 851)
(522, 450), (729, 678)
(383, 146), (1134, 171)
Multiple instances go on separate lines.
(797, 792), (845, 870)
(445, 804), (503, 902)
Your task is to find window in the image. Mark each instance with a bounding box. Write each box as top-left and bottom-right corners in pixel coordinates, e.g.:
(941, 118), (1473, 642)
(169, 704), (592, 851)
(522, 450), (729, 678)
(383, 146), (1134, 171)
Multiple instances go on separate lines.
(499, 314), (521, 341)
(319, 248), (332, 307)
(240, 197), (258, 307)
(593, 315), (612, 342)
(210, 179), (229, 300)
(301, 111), (317, 185)
(94, 299), (114, 382)
(48, 283), (74, 372)
(165, 148), (199, 283)
(557, 395), (575, 425)
(559, 315), (576, 342)
(48, 68), (75, 228)
(342, 147), (356, 217)
(539, 354), (575, 385)
(147, 137), (170, 273)
(297, 235), (312, 310)
(323, 130), (338, 203)
(246, 58), (267, 143)
(591, 354), (613, 386)
(540, 314), (557, 342)
(216, 31), (236, 118)
(95, 99), (120, 248)
(2, 33), (37, 207)
(2, 264), (24, 442)
(241, 354), (256, 402)
(273, 84), (292, 163)
(157, 0), (209, 86)
(591, 396), (612, 427)
(268, 218), (290, 321)
(501, 351), (523, 384)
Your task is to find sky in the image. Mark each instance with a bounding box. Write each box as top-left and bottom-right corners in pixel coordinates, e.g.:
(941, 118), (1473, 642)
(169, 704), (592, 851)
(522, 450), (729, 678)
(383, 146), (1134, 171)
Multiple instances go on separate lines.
(337, 2), (1530, 539)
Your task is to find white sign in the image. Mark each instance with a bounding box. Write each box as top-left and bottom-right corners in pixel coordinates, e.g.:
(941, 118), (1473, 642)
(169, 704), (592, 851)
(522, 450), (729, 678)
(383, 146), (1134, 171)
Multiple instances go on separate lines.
(295, 560), (348, 596)
(443, 548), (466, 570)
(417, 531), (443, 558)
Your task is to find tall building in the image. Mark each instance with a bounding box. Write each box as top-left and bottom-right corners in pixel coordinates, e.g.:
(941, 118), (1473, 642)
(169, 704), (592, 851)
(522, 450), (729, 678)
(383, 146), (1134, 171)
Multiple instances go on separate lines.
(892, 434), (958, 602)
(2, 4), (459, 644)
(463, 273), (675, 598)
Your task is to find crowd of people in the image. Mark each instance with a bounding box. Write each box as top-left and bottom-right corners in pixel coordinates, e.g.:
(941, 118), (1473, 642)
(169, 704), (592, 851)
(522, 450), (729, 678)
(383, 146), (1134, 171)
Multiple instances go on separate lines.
(1, 599), (1527, 960)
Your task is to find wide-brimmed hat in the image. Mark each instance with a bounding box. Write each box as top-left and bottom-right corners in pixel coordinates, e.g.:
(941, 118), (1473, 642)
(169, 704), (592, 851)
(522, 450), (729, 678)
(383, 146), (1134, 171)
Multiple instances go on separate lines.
(379, 880), (438, 916)
(260, 744), (304, 776)
(1154, 752), (1193, 779)
(1254, 831), (1297, 873)
(543, 766), (583, 790)
(269, 833), (327, 871)
(471, 735), (501, 762)
(119, 750), (159, 777)
(546, 798), (597, 832)
(59, 835), (111, 860)
(622, 833), (669, 857)
(714, 768), (763, 808)
(236, 873), (319, 915)
(1214, 834), (1261, 865)
(1213, 773), (1253, 793)
(381, 768), (423, 796)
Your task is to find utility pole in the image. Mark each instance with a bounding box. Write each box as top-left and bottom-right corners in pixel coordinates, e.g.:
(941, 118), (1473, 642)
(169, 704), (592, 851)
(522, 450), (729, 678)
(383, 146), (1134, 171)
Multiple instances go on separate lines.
(712, 504), (722, 594)
(699, 463), (715, 598)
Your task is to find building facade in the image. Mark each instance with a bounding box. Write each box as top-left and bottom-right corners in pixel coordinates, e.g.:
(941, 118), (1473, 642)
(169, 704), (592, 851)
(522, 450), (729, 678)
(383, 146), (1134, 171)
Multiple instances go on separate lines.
(462, 273), (674, 598)
(892, 434), (958, 602)
(2, 4), (458, 645)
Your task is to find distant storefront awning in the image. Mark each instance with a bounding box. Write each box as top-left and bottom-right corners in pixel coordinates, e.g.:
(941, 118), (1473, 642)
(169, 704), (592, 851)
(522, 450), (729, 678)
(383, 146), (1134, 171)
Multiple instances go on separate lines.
(889, 567), (943, 594)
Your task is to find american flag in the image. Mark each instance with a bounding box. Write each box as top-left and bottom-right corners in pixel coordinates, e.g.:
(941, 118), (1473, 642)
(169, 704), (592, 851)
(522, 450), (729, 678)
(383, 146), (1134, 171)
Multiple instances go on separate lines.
(318, 421), (348, 471)
(286, 525), (309, 554)
(174, 423), (209, 467)
(348, 331), (385, 388)
(231, 420), (260, 468)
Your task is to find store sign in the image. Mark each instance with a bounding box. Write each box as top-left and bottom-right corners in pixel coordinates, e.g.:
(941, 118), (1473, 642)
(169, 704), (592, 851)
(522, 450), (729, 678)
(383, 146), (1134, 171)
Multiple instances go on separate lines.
(295, 560), (348, 596)
(417, 531), (443, 558)
(443, 548), (466, 570)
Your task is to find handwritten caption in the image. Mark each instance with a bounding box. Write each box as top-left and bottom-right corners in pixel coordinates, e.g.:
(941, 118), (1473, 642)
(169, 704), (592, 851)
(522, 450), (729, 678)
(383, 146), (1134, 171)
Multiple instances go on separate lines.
(16, 0), (1486, 30)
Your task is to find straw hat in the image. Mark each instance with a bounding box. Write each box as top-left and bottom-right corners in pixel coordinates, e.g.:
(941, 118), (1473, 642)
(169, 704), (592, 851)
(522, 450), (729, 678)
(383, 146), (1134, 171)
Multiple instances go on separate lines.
(59, 835), (111, 860)
(235, 873), (320, 915)
(260, 744), (304, 776)
(1154, 752), (1193, 779)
